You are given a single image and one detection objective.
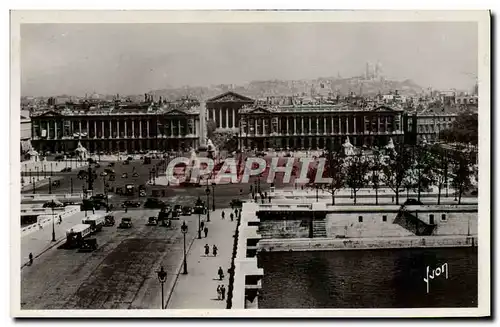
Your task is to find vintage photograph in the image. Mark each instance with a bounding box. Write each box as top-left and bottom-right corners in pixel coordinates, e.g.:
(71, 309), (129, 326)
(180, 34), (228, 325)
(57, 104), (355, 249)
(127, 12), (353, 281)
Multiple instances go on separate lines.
(11, 10), (490, 317)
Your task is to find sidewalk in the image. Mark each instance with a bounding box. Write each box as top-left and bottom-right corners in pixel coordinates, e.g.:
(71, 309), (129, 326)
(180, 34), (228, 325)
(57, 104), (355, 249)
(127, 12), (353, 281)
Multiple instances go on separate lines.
(20, 210), (104, 268)
(167, 208), (238, 309)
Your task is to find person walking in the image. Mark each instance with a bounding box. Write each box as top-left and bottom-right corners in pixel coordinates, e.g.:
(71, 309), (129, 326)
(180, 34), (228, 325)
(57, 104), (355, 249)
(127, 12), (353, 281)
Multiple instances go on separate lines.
(213, 244), (218, 257)
(28, 252), (33, 266)
(218, 266), (224, 280)
(221, 211), (225, 220)
(200, 221), (205, 231)
(204, 244), (210, 256)
(204, 226), (208, 238)
(216, 285), (221, 300)
(230, 213), (234, 222)
(221, 285), (226, 300)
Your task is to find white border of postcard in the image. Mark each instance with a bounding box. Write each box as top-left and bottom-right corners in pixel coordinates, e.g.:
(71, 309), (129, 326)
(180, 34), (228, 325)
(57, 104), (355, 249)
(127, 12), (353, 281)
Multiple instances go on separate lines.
(10, 10), (491, 318)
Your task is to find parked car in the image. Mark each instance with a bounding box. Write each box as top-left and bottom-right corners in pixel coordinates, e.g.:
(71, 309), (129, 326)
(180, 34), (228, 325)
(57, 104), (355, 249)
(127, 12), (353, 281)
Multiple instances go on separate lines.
(119, 217), (133, 228)
(127, 156), (133, 161)
(100, 171), (108, 176)
(78, 238), (98, 252)
(123, 160), (130, 165)
(132, 172), (139, 177)
(54, 155), (65, 161)
(122, 173), (128, 178)
(91, 193), (107, 201)
(174, 204), (182, 215)
(182, 206), (193, 216)
(104, 215), (115, 226)
(60, 167), (72, 172)
(147, 217), (158, 226)
(404, 199), (423, 205)
(63, 201), (78, 206)
(144, 198), (166, 209)
(95, 163), (101, 168)
(123, 200), (141, 208)
(108, 162), (115, 167)
(43, 200), (64, 208)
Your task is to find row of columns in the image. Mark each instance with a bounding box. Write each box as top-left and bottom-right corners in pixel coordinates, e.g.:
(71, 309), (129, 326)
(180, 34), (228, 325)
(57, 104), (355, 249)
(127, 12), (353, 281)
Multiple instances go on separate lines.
(241, 115), (400, 136)
(208, 107), (237, 129)
(35, 118), (198, 140)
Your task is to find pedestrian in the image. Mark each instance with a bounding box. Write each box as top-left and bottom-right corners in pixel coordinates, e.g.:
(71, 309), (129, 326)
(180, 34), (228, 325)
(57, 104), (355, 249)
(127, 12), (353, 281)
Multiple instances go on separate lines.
(204, 226), (208, 238)
(221, 211), (225, 220)
(221, 285), (226, 300)
(250, 185), (253, 193)
(268, 196), (271, 203)
(125, 206), (128, 213)
(58, 216), (62, 224)
(28, 252), (33, 266)
(218, 266), (224, 280)
(392, 196), (394, 203)
(264, 191), (268, 199)
(234, 208), (238, 216)
(230, 213), (234, 221)
(200, 221), (205, 231)
(204, 244), (210, 256)
(216, 285), (221, 300)
(213, 244), (218, 257)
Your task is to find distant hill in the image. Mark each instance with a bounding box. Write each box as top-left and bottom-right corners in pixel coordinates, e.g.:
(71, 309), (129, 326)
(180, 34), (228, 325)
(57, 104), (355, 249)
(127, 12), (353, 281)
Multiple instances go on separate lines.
(133, 76), (425, 102)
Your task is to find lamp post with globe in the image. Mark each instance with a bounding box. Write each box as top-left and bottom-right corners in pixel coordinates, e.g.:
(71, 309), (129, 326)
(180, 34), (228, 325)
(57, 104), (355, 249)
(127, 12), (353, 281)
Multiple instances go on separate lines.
(181, 221), (188, 274)
(156, 266), (167, 309)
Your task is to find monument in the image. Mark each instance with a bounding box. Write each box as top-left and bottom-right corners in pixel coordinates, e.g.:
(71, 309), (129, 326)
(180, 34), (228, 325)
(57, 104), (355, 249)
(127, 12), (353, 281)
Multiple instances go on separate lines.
(75, 141), (88, 161)
(343, 137), (355, 156)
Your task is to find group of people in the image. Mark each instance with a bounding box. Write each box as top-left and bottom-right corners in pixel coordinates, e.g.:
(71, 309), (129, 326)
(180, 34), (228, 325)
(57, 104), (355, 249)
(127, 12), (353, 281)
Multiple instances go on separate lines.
(220, 208), (239, 222)
(204, 243), (218, 257)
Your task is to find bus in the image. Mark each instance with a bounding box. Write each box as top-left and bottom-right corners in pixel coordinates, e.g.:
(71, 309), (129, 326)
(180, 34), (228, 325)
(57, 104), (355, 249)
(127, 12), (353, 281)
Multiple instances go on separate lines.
(66, 224), (92, 248)
(82, 214), (106, 233)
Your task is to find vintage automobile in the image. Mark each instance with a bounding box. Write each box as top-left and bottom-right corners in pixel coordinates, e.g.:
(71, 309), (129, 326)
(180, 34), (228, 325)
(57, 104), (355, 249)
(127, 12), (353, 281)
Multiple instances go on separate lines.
(123, 200), (141, 208)
(43, 200), (64, 208)
(119, 217), (133, 228)
(230, 199), (244, 209)
(108, 162), (115, 167)
(122, 173), (128, 178)
(104, 215), (115, 226)
(78, 238), (98, 252)
(147, 216), (158, 226)
(182, 206), (193, 216)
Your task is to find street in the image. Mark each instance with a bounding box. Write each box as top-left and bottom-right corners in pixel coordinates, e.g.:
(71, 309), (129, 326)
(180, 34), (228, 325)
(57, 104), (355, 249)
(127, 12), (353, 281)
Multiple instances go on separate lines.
(21, 209), (200, 309)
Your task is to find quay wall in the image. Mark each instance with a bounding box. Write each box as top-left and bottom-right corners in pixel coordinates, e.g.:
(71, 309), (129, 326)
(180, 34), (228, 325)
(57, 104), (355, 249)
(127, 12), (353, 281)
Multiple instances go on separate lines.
(258, 235), (478, 252)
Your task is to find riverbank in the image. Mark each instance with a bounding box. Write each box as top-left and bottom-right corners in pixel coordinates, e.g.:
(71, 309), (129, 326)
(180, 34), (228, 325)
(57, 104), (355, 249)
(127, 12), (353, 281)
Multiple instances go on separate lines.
(257, 235), (478, 252)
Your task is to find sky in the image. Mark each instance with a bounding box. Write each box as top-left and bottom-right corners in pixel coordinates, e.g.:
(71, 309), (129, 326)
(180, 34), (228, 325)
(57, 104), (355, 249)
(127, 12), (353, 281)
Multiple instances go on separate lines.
(20, 22), (478, 97)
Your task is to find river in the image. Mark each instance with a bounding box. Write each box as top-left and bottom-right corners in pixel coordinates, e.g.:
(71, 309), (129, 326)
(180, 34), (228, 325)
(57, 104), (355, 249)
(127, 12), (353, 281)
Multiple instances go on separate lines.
(258, 247), (477, 308)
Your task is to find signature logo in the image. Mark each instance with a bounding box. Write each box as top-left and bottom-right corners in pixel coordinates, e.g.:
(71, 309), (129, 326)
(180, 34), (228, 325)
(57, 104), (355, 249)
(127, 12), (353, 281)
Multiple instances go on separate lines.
(424, 263), (448, 293)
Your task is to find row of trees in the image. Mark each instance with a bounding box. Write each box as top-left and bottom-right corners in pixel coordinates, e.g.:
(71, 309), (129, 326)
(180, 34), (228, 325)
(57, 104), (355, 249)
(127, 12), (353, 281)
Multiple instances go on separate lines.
(307, 143), (477, 205)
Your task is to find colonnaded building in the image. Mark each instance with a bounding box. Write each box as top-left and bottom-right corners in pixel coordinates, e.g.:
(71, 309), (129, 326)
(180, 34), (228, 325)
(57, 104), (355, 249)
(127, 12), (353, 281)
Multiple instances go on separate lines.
(28, 91), (465, 153)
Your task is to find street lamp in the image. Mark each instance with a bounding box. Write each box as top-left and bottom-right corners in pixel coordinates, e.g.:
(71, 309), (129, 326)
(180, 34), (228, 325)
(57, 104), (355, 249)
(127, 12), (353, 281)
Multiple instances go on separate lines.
(205, 187), (211, 222)
(50, 162), (53, 176)
(156, 266), (167, 309)
(196, 197), (202, 239)
(35, 166), (39, 181)
(70, 177), (73, 195)
(48, 177), (52, 194)
(211, 182), (216, 212)
(51, 200), (56, 242)
(181, 221), (188, 274)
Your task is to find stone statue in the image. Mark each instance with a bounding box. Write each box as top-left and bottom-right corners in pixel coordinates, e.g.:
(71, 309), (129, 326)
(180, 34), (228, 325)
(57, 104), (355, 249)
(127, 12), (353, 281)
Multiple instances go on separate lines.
(343, 137), (355, 156)
(386, 138), (395, 150)
(75, 141), (88, 160)
(421, 135), (428, 145)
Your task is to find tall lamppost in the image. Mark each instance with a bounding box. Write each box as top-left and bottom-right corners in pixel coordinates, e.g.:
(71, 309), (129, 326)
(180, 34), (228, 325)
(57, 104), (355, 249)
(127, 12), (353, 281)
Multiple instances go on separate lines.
(32, 178), (36, 194)
(70, 177), (73, 195)
(50, 162), (53, 176)
(35, 166), (39, 181)
(205, 187), (211, 222)
(48, 177), (52, 194)
(196, 197), (202, 239)
(29, 169), (32, 184)
(211, 182), (216, 212)
(181, 221), (188, 274)
(156, 266), (167, 309)
(51, 200), (56, 242)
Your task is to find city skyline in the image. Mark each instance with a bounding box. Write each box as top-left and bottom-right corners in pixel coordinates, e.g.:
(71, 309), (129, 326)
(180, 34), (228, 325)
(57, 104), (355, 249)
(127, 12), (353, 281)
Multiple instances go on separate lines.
(21, 22), (478, 97)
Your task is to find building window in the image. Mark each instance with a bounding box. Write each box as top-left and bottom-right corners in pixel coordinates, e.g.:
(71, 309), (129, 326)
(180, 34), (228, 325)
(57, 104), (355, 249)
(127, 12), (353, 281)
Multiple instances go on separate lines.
(382, 215), (387, 222)
(429, 214), (435, 225)
(441, 214), (447, 221)
(358, 216), (363, 223)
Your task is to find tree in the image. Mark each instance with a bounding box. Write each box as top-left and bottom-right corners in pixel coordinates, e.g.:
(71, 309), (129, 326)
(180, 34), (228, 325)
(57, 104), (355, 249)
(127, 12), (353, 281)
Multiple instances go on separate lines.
(206, 119), (217, 139)
(369, 149), (383, 205)
(381, 145), (412, 205)
(429, 144), (450, 205)
(439, 110), (478, 145)
(451, 150), (474, 204)
(412, 145), (437, 202)
(324, 146), (346, 205)
(344, 152), (370, 204)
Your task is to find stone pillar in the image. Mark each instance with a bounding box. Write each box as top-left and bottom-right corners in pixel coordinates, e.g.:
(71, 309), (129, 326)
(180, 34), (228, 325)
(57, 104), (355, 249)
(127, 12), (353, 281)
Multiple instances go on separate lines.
(323, 117), (327, 135)
(346, 117), (349, 134)
(286, 117), (290, 135)
(294, 117), (297, 135)
(254, 118), (258, 136)
(338, 116), (341, 134)
(232, 109), (236, 128)
(139, 120), (143, 138)
(147, 120), (150, 137)
(124, 120), (128, 138)
(353, 117), (357, 134)
(309, 117), (312, 134)
(109, 121), (112, 138)
(219, 109), (222, 128)
(377, 117), (381, 133)
(101, 121), (105, 138)
(132, 120), (135, 138)
(331, 116), (334, 134)
(94, 121), (97, 138)
(79, 121), (82, 138)
(226, 108), (229, 128)
(117, 120), (120, 138)
(54, 121), (58, 140)
(170, 120), (173, 137)
(178, 120), (181, 137)
(301, 118), (304, 134)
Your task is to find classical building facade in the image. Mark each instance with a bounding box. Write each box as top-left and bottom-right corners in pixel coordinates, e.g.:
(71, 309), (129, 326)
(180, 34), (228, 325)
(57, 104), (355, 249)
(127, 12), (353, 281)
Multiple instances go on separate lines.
(30, 103), (201, 153)
(206, 91), (255, 131)
(404, 113), (457, 144)
(238, 104), (405, 150)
